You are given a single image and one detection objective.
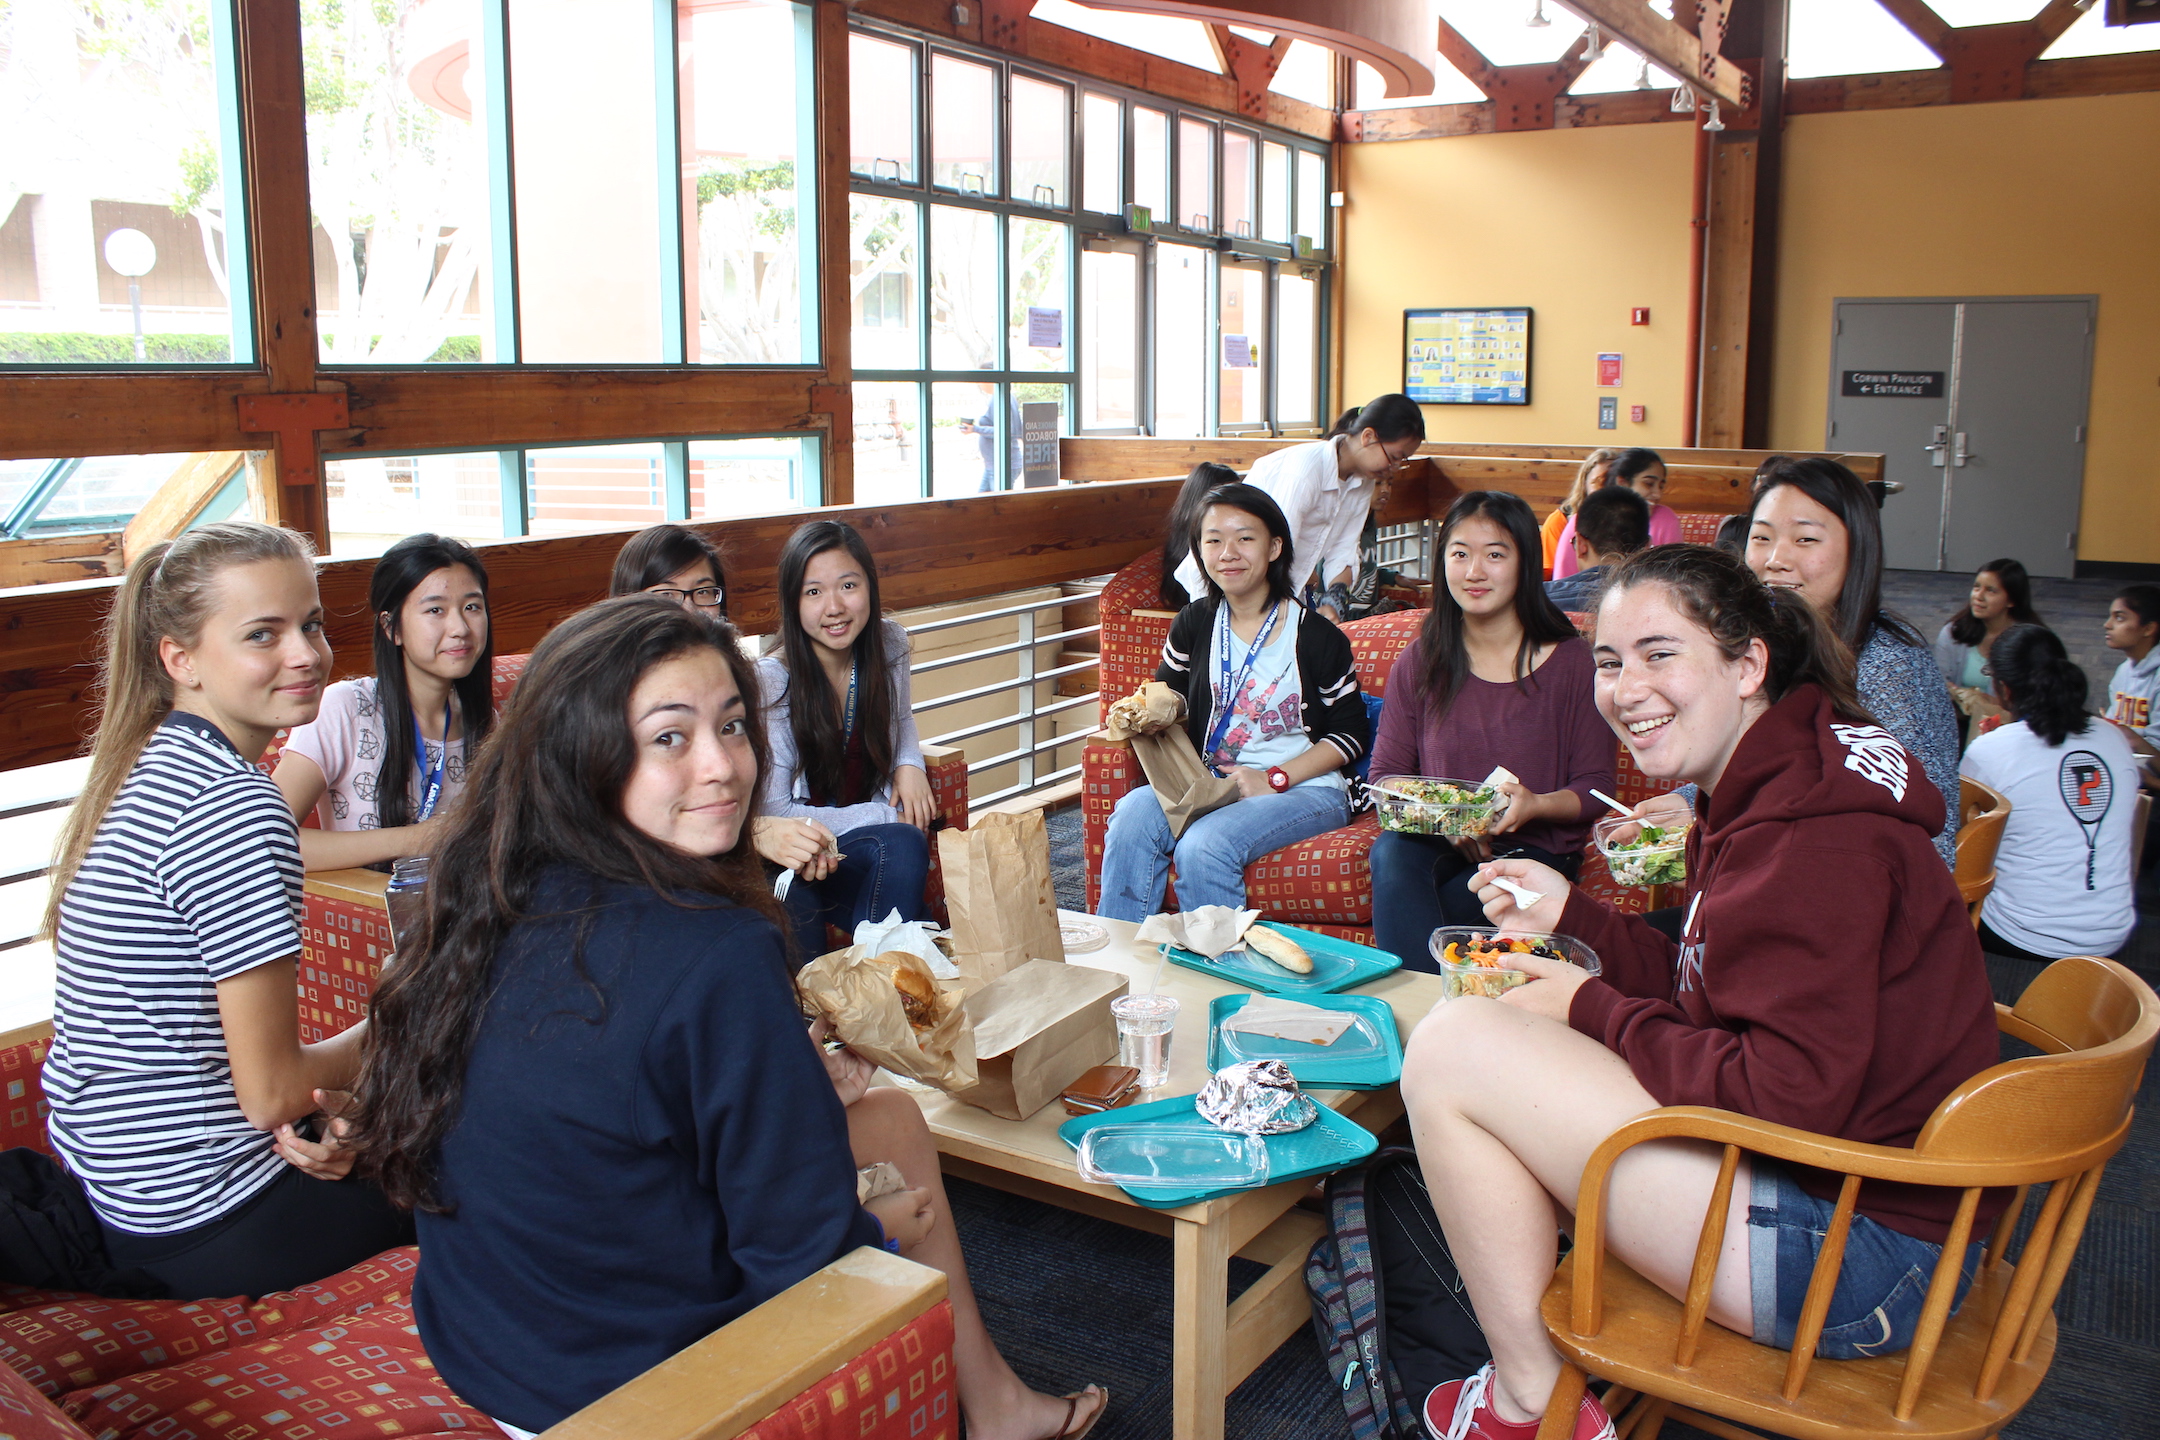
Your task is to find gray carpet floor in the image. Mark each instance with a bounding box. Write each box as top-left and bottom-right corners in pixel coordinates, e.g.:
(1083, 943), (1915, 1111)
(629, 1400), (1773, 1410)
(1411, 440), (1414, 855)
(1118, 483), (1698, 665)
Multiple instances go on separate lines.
(964, 725), (2157, 1438)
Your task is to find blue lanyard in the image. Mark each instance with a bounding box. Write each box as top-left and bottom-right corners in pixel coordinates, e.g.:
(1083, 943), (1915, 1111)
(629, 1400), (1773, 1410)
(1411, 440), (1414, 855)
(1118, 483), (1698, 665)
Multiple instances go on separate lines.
(1204, 600), (1284, 771)
(410, 698), (450, 822)
(841, 658), (859, 743)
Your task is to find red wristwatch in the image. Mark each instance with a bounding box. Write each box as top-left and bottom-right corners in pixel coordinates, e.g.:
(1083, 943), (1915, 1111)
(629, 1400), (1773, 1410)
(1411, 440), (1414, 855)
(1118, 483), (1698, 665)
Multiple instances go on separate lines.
(1266, 766), (1291, 793)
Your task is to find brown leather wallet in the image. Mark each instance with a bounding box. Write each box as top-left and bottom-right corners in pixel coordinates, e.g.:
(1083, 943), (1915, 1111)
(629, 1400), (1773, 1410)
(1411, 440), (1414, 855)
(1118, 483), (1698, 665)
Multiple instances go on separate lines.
(1060, 1064), (1141, 1115)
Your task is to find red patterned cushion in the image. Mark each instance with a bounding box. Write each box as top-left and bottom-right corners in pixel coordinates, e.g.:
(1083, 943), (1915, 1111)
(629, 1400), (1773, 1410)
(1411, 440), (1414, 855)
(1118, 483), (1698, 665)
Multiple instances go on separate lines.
(490, 654), (528, 710)
(1094, 552), (1177, 722)
(0, 1360), (87, 1440)
(60, 1303), (490, 1440)
(0, 1038), (53, 1160)
(0, 1249), (419, 1399)
(299, 896), (391, 1043)
(742, 1298), (956, 1440)
(1242, 812), (1381, 927)
(1340, 611), (1422, 699)
(920, 749), (970, 927)
(1677, 512), (1727, 546)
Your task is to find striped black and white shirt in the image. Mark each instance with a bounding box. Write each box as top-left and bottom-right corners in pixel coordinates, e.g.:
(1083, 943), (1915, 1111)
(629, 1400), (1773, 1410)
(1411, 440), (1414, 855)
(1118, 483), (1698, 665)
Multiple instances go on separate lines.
(45, 712), (302, 1235)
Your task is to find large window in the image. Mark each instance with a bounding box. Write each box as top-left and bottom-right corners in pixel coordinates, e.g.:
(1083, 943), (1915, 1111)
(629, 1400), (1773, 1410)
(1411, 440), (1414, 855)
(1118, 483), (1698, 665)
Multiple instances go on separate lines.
(0, 0), (254, 366)
(847, 22), (1333, 493)
(299, 0), (817, 366)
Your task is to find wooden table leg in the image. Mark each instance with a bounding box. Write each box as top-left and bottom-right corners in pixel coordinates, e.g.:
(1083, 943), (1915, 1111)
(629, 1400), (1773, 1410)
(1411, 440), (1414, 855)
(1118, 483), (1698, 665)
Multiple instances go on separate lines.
(1172, 1211), (1233, 1440)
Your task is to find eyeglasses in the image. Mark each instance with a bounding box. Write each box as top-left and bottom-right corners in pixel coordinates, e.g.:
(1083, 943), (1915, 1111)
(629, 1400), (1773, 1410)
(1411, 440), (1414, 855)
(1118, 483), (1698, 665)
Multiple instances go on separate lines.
(647, 585), (724, 609)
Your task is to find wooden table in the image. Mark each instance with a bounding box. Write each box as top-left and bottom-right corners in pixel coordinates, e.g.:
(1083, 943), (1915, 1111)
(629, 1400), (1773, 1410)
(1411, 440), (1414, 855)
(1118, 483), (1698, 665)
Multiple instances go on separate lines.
(913, 912), (1446, 1440)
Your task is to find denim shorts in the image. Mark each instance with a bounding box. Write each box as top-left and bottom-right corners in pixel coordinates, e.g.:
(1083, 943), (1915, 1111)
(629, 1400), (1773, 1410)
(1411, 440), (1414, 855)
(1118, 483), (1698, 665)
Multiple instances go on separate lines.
(1747, 1158), (1981, 1359)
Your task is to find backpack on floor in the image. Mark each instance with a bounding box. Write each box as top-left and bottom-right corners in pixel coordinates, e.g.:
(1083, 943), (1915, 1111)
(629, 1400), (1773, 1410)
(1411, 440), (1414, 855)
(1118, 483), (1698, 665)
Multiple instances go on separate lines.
(1306, 1146), (1490, 1439)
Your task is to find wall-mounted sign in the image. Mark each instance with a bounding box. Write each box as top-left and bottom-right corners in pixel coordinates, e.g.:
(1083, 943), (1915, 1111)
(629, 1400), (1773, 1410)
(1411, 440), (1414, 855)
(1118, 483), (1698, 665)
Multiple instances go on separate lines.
(1597, 352), (1623, 387)
(1124, 203), (1152, 234)
(1027, 307), (1064, 349)
(1404, 307), (1532, 406)
(1598, 396), (1618, 430)
(1841, 370), (1944, 398)
(1021, 403), (1060, 488)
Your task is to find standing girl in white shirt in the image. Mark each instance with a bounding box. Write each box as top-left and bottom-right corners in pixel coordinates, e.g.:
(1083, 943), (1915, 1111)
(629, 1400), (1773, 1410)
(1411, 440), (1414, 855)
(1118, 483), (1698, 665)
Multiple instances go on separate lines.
(1172, 394), (1424, 618)
(274, 534), (494, 870)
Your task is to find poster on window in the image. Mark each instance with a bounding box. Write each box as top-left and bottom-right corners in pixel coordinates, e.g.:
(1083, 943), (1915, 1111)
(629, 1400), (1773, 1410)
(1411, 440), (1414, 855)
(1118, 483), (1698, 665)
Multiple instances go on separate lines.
(1403, 308), (1532, 405)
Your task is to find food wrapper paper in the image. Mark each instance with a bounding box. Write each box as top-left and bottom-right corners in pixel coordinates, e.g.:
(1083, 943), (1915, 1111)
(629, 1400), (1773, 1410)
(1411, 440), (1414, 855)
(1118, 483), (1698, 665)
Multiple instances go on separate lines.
(1135, 905), (1258, 960)
(1196, 1059), (1318, 1135)
(1223, 996), (1355, 1047)
(1102, 681), (1183, 742)
(856, 1161), (906, 1204)
(798, 943), (977, 1091)
(854, 909), (959, 980)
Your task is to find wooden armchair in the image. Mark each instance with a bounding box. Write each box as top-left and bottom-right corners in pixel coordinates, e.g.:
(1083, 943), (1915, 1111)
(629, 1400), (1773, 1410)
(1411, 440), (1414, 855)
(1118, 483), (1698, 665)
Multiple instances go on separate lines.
(1536, 953), (2160, 1440)
(1956, 776), (2011, 928)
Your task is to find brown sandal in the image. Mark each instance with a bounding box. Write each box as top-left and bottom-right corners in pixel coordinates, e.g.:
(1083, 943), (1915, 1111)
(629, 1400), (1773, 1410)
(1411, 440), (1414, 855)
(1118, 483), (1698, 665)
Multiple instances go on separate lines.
(1056, 1384), (1109, 1439)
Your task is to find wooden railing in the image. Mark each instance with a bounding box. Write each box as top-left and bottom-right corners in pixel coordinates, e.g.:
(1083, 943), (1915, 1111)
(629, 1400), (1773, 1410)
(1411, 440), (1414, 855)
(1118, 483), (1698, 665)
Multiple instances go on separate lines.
(0, 439), (1884, 769)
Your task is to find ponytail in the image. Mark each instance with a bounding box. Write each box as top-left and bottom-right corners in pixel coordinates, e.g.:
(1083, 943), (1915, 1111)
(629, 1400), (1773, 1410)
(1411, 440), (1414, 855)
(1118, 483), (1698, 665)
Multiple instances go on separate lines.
(1604, 543), (1871, 723)
(1322, 408), (1361, 439)
(46, 521), (316, 939)
(1560, 447), (1621, 517)
(1340, 393), (1425, 446)
(1989, 624), (2088, 747)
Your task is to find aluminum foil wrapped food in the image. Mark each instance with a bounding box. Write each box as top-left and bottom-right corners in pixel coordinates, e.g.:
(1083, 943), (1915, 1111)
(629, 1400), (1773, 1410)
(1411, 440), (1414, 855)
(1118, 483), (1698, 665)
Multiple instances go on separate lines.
(1196, 1059), (1318, 1136)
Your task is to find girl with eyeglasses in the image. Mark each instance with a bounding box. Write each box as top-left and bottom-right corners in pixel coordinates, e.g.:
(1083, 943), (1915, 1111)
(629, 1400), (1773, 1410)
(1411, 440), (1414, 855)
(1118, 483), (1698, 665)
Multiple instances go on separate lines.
(275, 533), (495, 871)
(1171, 393), (1426, 621)
(609, 523), (728, 616)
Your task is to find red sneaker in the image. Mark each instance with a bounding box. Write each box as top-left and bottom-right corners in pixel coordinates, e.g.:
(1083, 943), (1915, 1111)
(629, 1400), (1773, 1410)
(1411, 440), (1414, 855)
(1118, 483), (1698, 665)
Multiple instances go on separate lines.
(1422, 1363), (1616, 1440)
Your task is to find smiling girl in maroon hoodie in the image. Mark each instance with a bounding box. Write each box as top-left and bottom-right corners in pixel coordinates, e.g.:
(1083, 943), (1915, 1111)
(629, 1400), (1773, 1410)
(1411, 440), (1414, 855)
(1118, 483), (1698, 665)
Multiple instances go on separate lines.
(1399, 546), (2001, 1440)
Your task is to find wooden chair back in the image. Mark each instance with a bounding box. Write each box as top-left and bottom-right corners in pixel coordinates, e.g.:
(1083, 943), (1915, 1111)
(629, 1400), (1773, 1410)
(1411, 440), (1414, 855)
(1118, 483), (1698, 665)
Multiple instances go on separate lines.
(1956, 776), (2011, 923)
(1557, 956), (2159, 1434)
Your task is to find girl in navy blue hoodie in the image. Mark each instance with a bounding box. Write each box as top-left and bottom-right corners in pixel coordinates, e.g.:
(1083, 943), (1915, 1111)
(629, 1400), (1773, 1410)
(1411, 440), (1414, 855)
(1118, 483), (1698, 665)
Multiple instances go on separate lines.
(350, 597), (1104, 1440)
(1399, 547), (2001, 1440)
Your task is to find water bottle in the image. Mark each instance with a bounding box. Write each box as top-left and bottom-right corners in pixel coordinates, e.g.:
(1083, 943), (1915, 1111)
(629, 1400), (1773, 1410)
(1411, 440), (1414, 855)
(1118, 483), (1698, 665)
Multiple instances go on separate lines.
(385, 855), (430, 964)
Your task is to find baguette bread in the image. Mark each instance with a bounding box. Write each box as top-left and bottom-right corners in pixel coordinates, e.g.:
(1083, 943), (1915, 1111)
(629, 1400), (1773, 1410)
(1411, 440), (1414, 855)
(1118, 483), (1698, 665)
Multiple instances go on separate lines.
(1245, 925), (1313, 975)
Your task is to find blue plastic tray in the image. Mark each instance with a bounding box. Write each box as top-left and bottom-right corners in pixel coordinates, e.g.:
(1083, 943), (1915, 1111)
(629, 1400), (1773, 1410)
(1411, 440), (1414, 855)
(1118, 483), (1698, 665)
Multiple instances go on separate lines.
(1159, 921), (1401, 996)
(1205, 993), (1404, 1090)
(1057, 1092), (1379, 1209)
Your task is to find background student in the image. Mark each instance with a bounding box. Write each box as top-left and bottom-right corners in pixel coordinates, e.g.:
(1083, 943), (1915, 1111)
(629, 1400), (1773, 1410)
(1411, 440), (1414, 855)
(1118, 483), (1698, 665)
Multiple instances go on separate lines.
(1157, 461), (1241, 609)
(757, 521), (935, 960)
(1538, 448), (1618, 579)
(352, 598), (1101, 1440)
(1550, 448), (1680, 580)
(1099, 484), (1368, 923)
(609, 523), (727, 617)
(46, 522), (411, 1300)
(1172, 394), (1426, 620)
(1934, 558), (2040, 692)
(275, 533), (494, 871)
(1367, 491), (1613, 968)
(1410, 547), (1999, 1440)
(1959, 624), (2140, 962)
(1543, 485), (1651, 613)
(2103, 584), (2160, 790)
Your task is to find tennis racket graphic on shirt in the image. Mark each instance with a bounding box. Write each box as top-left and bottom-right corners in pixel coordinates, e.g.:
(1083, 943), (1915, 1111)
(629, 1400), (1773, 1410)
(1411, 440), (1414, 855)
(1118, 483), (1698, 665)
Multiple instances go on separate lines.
(2056, 750), (2113, 890)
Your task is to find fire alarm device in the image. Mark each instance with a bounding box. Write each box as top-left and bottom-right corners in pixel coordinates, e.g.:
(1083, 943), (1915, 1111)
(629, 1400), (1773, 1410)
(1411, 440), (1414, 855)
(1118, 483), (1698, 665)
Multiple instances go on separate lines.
(1630, 308), (1650, 326)
(1630, 405), (1647, 423)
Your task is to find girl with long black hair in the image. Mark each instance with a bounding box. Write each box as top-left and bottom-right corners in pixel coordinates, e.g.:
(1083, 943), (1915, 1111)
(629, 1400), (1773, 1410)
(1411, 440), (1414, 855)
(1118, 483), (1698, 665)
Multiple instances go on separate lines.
(757, 520), (935, 959)
(350, 597), (1103, 1439)
(1959, 623), (2141, 960)
(1158, 461), (1241, 608)
(274, 533), (494, 870)
(1934, 557), (2040, 695)
(1366, 491), (1614, 969)
(1171, 393), (1425, 619)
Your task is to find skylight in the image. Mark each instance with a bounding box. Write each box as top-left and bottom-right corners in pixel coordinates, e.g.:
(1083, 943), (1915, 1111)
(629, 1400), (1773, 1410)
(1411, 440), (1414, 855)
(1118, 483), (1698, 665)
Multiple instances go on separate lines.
(1028, 1), (1222, 73)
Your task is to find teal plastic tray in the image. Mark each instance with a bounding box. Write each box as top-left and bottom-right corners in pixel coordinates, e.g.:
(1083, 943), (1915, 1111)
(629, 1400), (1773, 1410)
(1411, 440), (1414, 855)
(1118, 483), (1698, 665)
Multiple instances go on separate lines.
(1159, 921), (1402, 996)
(1205, 992), (1404, 1090)
(1057, 1092), (1379, 1209)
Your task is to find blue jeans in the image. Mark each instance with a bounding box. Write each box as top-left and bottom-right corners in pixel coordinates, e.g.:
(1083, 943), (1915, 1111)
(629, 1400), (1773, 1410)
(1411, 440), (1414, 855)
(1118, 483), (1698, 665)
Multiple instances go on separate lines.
(1369, 831), (1581, 973)
(1096, 782), (1349, 923)
(1748, 1158), (1982, 1358)
(781, 822), (930, 965)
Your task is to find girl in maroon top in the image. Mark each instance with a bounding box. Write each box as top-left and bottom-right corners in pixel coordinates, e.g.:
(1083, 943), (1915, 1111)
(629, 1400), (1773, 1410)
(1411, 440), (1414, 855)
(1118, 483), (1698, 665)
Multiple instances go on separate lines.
(1400, 546), (2000, 1440)
(1368, 491), (1614, 970)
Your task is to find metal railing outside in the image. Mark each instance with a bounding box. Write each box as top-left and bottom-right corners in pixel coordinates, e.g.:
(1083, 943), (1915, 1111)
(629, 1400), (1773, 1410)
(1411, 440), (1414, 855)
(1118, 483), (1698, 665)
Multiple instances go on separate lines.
(1373, 521), (1433, 581)
(903, 587), (1103, 811)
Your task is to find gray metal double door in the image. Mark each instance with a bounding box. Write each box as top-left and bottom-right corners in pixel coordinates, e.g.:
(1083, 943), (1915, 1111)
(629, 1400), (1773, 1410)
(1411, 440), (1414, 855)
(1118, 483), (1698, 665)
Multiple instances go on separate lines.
(1827, 296), (2094, 578)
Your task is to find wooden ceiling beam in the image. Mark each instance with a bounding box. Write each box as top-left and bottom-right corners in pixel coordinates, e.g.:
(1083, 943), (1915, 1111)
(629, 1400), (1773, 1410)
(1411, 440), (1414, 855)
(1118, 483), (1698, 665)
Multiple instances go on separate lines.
(1432, 18), (1597, 132)
(1873, 0), (1953, 58)
(1551, 0), (1751, 106)
(1208, 25), (1293, 118)
(1056, 0), (1435, 98)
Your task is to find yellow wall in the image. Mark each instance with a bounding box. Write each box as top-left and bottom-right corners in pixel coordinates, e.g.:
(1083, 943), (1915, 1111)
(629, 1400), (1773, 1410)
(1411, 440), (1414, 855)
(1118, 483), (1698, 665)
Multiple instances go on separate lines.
(1341, 123), (1697, 449)
(1770, 92), (2160, 565)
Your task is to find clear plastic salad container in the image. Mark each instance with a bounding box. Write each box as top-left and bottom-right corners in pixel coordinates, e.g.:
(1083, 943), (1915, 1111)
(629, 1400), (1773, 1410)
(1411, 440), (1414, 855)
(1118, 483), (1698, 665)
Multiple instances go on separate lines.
(1428, 927), (1602, 1002)
(1074, 1123), (1270, 1195)
(1369, 777), (1502, 837)
(1592, 811), (1693, 889)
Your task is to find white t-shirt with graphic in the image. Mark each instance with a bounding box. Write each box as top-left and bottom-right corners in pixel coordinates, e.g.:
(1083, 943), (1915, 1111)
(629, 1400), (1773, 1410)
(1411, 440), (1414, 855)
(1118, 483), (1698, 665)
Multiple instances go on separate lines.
(1958, 718), (2139, 957)
(1202, 601), (1341, 792)
(2106, 649), (2159, 750)
(280, 676), (469, 830)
